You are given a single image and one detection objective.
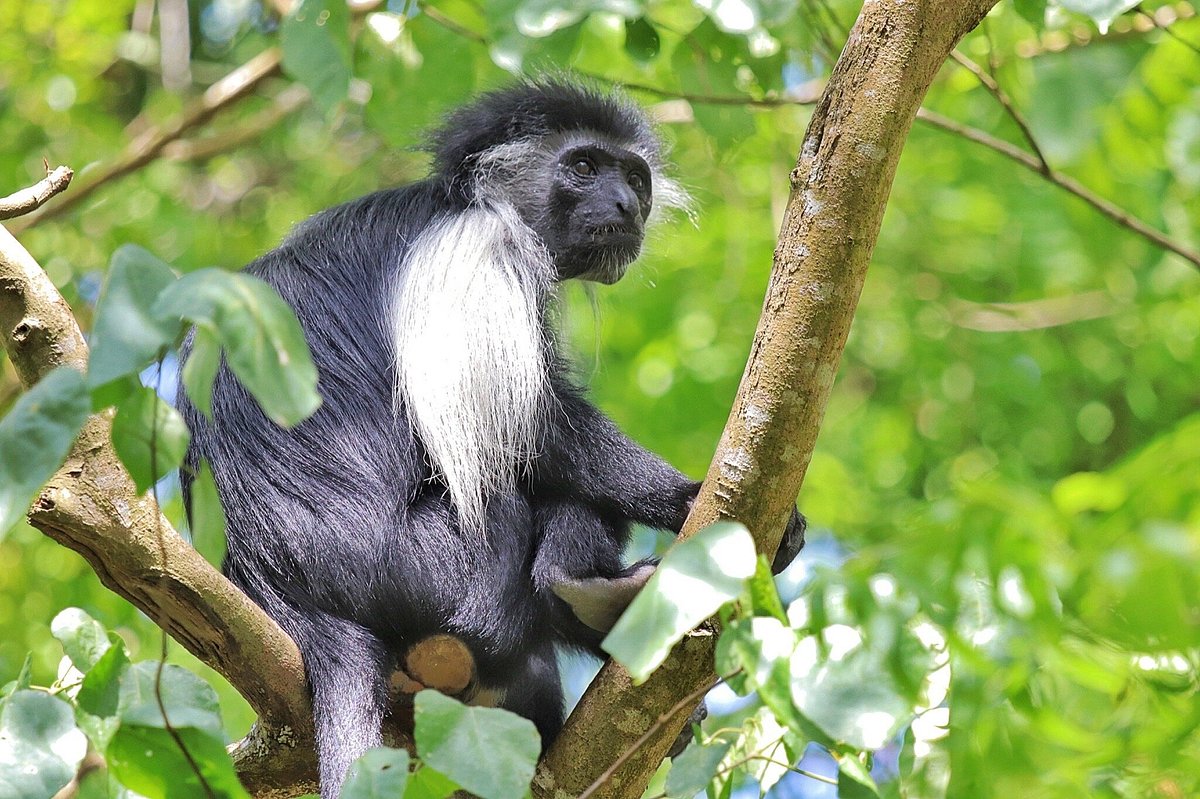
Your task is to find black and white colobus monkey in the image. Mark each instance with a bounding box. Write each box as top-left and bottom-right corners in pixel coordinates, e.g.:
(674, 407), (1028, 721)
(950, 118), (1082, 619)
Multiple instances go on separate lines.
(179, 80), (805, 796)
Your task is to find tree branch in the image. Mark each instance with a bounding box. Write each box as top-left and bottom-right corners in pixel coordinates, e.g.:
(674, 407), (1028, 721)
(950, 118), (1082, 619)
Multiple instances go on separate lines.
(534, 2), (1002, 795)
(8, 49), (284, 232)
(948, 50), (1049, 172)
(0, 211), (317, 794)
(0, 166), (74, 220)
(914, 109), (1200, 271)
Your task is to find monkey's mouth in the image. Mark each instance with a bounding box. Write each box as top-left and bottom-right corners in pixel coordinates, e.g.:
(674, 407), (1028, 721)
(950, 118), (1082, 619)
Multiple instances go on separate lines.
(587, 223), (640, 238)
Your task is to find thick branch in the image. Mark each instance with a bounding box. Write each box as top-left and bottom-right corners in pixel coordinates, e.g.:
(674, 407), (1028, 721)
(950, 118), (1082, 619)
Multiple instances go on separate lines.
(0, 220), (317, 793)
(535, 2), (1001, 796)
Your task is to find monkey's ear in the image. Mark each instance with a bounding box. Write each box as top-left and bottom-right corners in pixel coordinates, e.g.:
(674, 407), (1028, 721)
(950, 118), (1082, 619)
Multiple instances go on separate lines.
(551, 561), (656, 633)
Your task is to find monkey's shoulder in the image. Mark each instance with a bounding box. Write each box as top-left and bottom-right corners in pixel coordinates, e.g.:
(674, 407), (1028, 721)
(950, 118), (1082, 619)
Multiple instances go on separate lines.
(243, 180), (457, 291)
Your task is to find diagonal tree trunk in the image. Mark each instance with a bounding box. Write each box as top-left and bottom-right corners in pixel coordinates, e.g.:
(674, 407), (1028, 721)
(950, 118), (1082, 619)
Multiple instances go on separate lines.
(535, 2), (1002, 796)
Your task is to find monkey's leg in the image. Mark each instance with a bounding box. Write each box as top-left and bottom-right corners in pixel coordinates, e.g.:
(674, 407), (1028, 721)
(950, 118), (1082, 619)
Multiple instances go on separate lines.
(531, 499), (652, 642)
(493, 641), (566, 751)
(291, 610), (391, 799)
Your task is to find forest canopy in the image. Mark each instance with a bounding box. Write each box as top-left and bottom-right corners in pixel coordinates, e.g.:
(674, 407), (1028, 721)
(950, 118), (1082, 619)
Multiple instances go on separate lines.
(1, 1), (1198, 798)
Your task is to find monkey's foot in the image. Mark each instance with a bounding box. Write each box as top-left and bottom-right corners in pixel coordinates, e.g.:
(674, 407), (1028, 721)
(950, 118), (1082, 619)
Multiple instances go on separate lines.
(550, 561), (656, 633)
(667, 698), (709, 759)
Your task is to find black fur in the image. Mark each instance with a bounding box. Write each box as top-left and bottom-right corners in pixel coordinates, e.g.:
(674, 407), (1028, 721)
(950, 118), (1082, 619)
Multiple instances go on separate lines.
(179, 80), (804, 797)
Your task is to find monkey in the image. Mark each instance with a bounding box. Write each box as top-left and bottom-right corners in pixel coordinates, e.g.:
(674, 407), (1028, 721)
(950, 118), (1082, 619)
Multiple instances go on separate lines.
(178, 79), (805, 797)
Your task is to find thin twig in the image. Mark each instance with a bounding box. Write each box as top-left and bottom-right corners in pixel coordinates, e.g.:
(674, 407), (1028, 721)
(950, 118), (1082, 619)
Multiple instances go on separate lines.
(420, 3), (488, 44)
(915, 108), (1200, 271)
(148, 359), (218, 799)
(575, 675), (726, 799)
(950, 49), (1049, 172)
(717, 752), (839, 787)
(163, 84), (311, 162)
(0, 166), (74, 220)
(10, 49), (284, 232)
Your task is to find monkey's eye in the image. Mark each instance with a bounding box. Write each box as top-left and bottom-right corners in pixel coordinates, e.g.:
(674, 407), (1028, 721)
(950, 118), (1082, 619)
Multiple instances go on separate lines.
(571, 158), (597, 177)
(627, 171), (648, 192)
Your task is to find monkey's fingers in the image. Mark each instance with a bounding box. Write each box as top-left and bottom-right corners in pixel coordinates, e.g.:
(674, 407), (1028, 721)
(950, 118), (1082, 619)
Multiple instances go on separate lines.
(771, 508), (807, 575)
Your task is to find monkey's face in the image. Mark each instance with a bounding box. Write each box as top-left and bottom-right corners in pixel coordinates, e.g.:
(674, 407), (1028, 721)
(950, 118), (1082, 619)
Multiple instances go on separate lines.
(537, 140), (654, 284)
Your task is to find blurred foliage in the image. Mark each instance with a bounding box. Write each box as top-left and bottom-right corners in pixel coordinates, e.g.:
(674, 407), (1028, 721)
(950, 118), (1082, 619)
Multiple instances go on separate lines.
(1, 0), (1199, 796)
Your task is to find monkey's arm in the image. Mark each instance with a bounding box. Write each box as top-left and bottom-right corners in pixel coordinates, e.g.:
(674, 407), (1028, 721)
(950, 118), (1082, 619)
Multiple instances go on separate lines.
(538, 382), (806, 573)
(537, 384), (699, 532)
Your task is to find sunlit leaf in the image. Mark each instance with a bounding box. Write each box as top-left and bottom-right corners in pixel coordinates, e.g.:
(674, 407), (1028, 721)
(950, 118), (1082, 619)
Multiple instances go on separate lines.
(50, 608), (111, 673)
(836, 751), (881, 799)
(0, 690), (86, 799)
(1054, 0), (1138, 32)
(603, 521), (757, 682)
(413, 690), (538, 799)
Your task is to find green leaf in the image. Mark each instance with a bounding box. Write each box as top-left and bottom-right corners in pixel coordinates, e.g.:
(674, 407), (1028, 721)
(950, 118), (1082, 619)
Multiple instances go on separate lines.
(746, 555), (787, 623)
(75, 636), (131, 752)
(603, 521), (757, 682)
(665, 740), (731, 799)
(180, 326), (222, 421)
(359, 15), (478, 148)
(108, 724), (249, 799)
(111, 385), (190, 493)
(403, 766), (458, 799)
(714, 617), (828, 746)
(623, 17), (660, 62)
(282, 0), (352, 115)
(0, 367), (90, 538)
(156, 268), (321, 428)
(51, 607), (112, 672)
(413, 690), (539, 799)
(87, 245), (179, 394)
(342, 748), (410, 799)
(14, 654), (32, 692)
(118, 662), (224, 737)
(1013, 0), (1048, 28)
(791, 627), (913, 751)
(0, 690), (87, 799)
(1051, 471), (1128, 515)
(667, 19), (758, 147)
(836, 752), (881, 799)
(187, 460), (227, 568)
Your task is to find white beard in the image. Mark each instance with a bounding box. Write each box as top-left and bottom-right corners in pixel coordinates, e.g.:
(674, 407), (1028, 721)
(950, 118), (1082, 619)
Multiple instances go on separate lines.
(390, 203), (553, 531)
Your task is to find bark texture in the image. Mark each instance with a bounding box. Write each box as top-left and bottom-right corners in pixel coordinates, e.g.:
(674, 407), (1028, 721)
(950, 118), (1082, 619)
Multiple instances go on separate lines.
(535, 1), (1001, 796)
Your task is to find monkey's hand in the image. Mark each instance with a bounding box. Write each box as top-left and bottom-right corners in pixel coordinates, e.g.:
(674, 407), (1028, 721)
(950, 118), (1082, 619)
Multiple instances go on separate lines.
(550, 560), (657, 634)
(771, 507), (806, 575)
